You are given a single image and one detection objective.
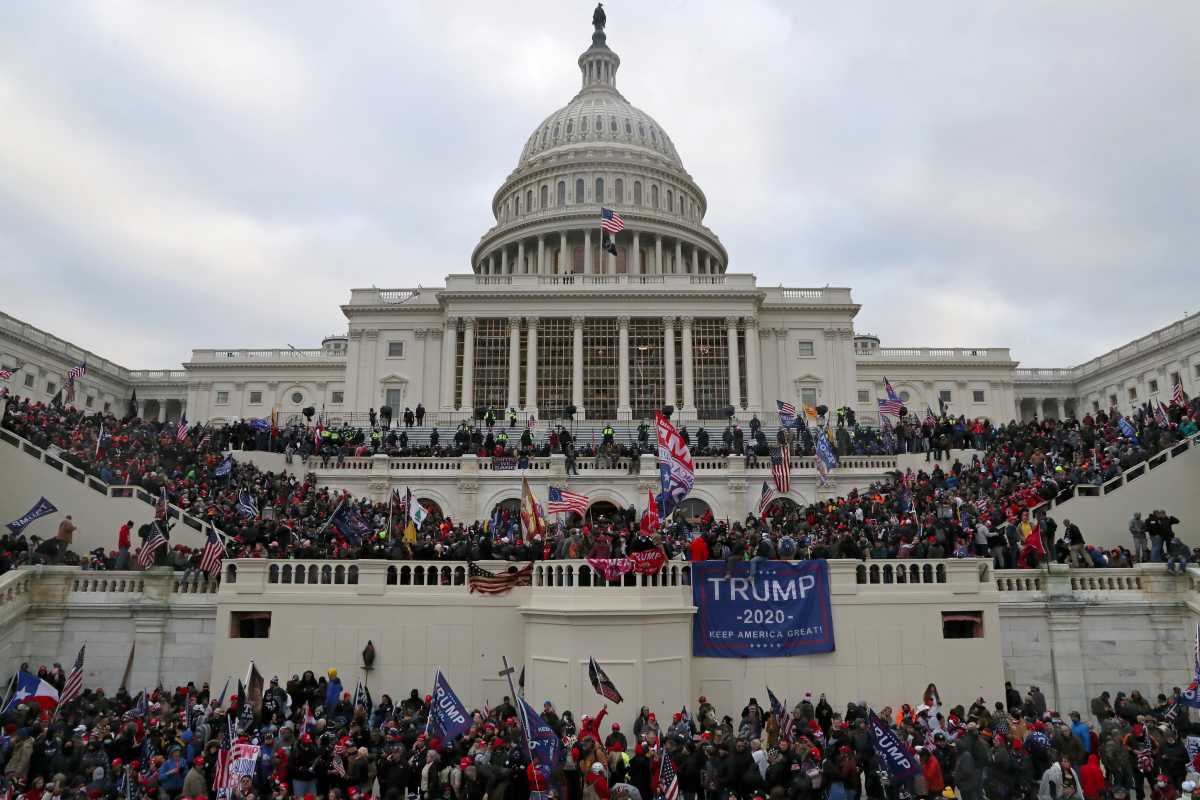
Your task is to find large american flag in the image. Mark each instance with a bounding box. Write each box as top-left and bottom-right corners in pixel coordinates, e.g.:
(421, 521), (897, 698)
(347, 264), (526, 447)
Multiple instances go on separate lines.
(467, 562), (534, 595)
(757, 480), (777, 518)
(925, 406), (937, 426)
(66, 361), (87, 382)
(547, 486), (589, 515)
(0, 368), (12, 381)
(200, 530), (226, 576)
(770, 447), (790, 494)
(658, 752), (679, 800)
(137, 530), (167, 569)
(1175, 382), (1187, 405)
(175, 415), (189, 442)
(600, 207), (625, 233)
(878, 376), (903, 416)
(59, 644), (86, 706)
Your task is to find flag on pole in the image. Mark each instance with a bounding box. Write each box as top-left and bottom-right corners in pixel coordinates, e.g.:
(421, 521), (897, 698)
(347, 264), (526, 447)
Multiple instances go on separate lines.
(6, 497), (58, 537)
(878, 376), (903, 416)
(237, 492), (259, 519)
(467, 562), (534, 594)
(200, 530), (227, 577)
(408, 492), (429, 527)
(588, 656), (624, 703)
(176, 415), (189, 442)
(520, 476), (545, 538)
(658, 751), (680, 800)
(1117, 414), (1139, 443)
(59, 645), (86, 706)
(766, 687), (786, 723)
(770, 447), (790, 493)
(815, 428), (838, 487)
(137, 528), (167, 569)
(600, 207), (625, 233)
(67, 361), (87, 382)
(640, 488), (661, 534)
(757, 481), (777, 518)
(3, 670), (59, 711)
(0, 368), (12, 381)
(1174, 381), (1187, 405)
(655, 411), (695, 516)
(331, 504), (371, 545)
(213, 454), (234, 478)
(776, 400), (797, 428)
(547, 486), (589, 515)
(1154, 402), (1170, 427)
(925, 406), (937, 426)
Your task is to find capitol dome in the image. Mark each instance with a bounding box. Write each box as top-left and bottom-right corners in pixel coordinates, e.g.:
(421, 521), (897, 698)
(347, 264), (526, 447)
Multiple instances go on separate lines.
(471, 8), (727, 278)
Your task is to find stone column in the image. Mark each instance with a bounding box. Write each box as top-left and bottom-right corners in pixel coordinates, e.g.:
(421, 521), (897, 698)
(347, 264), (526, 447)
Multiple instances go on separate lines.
(584, 229), (592, 274)
(487, 255), (494, 275)
(501, 247), (509, 275)
(525, 317), (539, 416)
(572, 316), (586, 418)
(507, 317), (521, 410)
(691, 246), (699, 275)
(618, 316), (631, 420)
(559, 232), (568, 274)
(1046, 606), (1086, 715)
(655, 235), (663, 274)
(441, 318), (458, 411)
(517, 240), (526, 274)
(537, 235), (546, 275)
(681, 316), (696, 415)
(632, 232), (641, 274)
(157, 401), (166, 422)
(461, 318), (476, 411)
(675, 240), (683, 276)
(744, 318), (761, 413)
(726, 316), (742, 411)
(607, 235), (617, 275)
(664, 317), (677, 408)
(705, 255), (713, 274)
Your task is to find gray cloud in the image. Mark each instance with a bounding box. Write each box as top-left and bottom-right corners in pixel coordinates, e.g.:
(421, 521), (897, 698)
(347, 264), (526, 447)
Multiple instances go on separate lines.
(0, 0), (1196, 368)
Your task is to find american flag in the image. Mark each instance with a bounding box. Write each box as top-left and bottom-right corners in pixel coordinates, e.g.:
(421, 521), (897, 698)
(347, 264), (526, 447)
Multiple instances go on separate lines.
(237, 491), (259, 519)
(547, 486), (589, 515)
(137, 529), (167, 569)
(1155, 402), (1170, 427)
(600, 207), (625, 234)
(0, 368), (12, 381)
(212, 717), (234, 797)
(312, 422), (324, 448)
(331, 738), (348, 777)
(200, 530), (226, 576)
(1174, 382), (1187, 405)
(925, 406), (937, 426)
(657, 751), (679, 800)
(59, 644), (86, 706)
(198, 428), (212, 449)
(756, 480), (777, 518)
(467, 562), (534, 595)
(777, 400), (797, 428)
(878, 376), (903, 416)
(67, 361), (87, 382)
(770, 447), (790, 494)
(175, 415), (189, 442)
(975, 497), (990, 516)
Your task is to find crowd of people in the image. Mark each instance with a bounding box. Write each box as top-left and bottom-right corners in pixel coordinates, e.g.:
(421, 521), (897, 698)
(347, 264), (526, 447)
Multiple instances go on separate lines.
(1, 392), (1196, 573)
(3, 668), (1199, 800)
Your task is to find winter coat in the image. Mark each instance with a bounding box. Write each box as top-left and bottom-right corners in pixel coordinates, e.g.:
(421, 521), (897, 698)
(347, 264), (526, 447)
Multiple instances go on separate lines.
(1079, 754), (1105, 800)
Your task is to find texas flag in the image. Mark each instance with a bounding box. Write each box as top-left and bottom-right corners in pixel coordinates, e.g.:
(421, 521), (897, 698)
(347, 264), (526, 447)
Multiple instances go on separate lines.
(4, 670), (60, 711)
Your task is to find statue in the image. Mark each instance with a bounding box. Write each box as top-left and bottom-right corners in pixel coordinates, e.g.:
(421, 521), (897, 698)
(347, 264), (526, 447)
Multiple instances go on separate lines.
(592, 3), (606, 30)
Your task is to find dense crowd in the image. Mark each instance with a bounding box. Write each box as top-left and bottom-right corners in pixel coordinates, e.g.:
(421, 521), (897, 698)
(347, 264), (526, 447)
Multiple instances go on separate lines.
(1, 394), (1196, 572)
(3, 668), (1200, 800)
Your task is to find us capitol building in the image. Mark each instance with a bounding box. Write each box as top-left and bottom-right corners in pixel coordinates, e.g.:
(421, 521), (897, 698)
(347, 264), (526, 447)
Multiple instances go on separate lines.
(2, 11), (1198, 433)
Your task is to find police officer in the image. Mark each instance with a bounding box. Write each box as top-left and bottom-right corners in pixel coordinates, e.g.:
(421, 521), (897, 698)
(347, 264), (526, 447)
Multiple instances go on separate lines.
(602, 423), (615, 445)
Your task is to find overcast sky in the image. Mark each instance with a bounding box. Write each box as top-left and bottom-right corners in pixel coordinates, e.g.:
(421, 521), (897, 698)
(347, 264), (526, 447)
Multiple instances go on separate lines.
(2, 1), (1197, 369)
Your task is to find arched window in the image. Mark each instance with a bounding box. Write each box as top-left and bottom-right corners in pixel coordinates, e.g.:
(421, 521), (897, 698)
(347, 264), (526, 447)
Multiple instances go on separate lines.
(575, 178), (585, 203)
(651, 185), (659, 208)
(633, 181), (642, 205)
(615, 179), (624, 204)
(525, 189), (532, 213)
(581, 116), (589, 133)
(595, 116), (602, 134)
(625, 120), (632, 135)
(595, 177), (604, 203)
(610, 117), (618, 133)
(566, 119), (573, 135)
(514, 194), (520, 216)
(557, 181), (566, 206)
(667, 190), (674, 212)
(541, 127), (548, 145)
(553, 123), (560, 139)
(540, 185), (548, 209)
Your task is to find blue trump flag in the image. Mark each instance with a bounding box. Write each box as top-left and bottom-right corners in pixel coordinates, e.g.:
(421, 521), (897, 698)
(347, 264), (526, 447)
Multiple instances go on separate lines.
(6, 497), (58, 536)
(213, 454), (234, 478)
(330, 504), (371, 544)
(518, 697), (560, 766)
(869, 709), (920, 780)
(1117, 415), (1139, 443)
(428, 670), (471, 740)
(691, 560), (834, 658)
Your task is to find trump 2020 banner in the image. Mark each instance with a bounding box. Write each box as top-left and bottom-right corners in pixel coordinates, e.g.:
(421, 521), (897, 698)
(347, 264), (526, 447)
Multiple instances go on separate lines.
(691, 560), (834, 658)
(6, 497), (58, 536)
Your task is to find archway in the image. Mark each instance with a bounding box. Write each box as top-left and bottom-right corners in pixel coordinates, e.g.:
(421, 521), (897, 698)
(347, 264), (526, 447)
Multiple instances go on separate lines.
(675, 497), (712, 523)
(488, 499), (522, 538)
(415, 498), (444, 522)
(762, 496), (803, 520)
(585, 500), (622, 523)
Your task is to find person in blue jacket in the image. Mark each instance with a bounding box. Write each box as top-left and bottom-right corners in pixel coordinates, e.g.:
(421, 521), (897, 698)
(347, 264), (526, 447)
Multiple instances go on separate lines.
(324, 668), (343, 710)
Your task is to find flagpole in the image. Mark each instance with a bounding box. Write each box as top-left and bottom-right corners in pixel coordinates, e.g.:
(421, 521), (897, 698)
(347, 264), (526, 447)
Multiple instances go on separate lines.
(318, 499), (346, 537)
(499, 657), (536, 767)
(0, 671), (16, 713)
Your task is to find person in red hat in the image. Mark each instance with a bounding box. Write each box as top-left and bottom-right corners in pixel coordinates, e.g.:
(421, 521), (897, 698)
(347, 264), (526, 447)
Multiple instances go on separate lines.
(605, 723), (627, 752)
(182, 756), (207, 798)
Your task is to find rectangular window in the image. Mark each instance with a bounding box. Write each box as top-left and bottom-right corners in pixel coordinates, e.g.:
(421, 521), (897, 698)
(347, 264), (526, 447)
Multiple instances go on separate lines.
(630, 318), (666, 419)
(973, 390), (985, 403)
(46, 381), (56, 395)
(857, 389), (870, 403)
(387, 342), (405, 358)
(583, 318), (620, 419)
(385, 388), (402, 411)
(939, 390), (952, 403)
(103, 402), (111, 413)
(797, 340), (815, 357)
(801, 388), (818, 409)
(535, 318), (573, 415)
(942, 611), (983, 639)
(1195, 364), (1200, 379)
(229, 611), (271, 639)
(248, 391), (263, 405)
(1148, 379), (1158, 394)
(85, 395), (94, 408)
(216, 391), (230, 405)
(1171, 372), (1181, 389)
(692, 318), (730, 419)
(23, 373), (34, 387)
(331, 391), (344, 404)
(1109, 394), (1117, 407)
(473, 318), (510, 413)
(1092, 400), (1100, 412)
(1128, 386), (1137, 400)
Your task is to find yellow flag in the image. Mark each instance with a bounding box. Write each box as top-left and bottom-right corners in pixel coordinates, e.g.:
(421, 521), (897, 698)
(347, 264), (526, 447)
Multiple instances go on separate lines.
(403, 520), (418, 544)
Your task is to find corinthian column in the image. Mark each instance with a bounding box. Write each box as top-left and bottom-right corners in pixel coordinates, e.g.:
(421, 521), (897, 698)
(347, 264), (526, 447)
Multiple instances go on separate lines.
(461, 317), (476, 411)
(525, 317), (539, 417)
(680, 316), (695, 415)
(617, 316), (631, 420)
(663, 317), (677, 408)
(507, 317), (521, 410)
(726, 316), (741, 412)
(572, 316), (585, 419)
(745, 317), (761, 413)
(441, 317), (458, 411)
